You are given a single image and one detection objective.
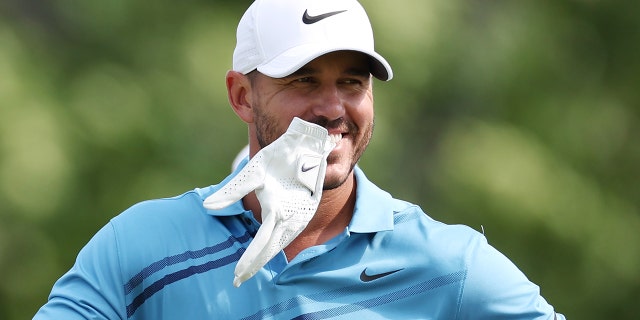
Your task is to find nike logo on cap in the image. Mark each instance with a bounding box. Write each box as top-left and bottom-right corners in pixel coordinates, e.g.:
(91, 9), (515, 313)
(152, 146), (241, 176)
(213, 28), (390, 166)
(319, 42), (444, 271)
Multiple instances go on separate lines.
(302, 9), (347, 24)
(360, 268), (404, 282)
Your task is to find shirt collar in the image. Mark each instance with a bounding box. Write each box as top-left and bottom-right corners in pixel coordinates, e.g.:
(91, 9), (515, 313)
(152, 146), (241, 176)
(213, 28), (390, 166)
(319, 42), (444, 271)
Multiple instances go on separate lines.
(348, 166), (395, 233)
(199, 160), (395, 233)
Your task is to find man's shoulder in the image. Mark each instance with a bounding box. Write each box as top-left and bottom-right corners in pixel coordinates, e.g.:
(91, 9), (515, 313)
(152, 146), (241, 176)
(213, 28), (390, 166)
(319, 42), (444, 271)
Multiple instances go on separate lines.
(390, 202), (486, 259)
(393, 202), (480, 236)
(113, 189), (204, 221)
(108, 188), (222, 240)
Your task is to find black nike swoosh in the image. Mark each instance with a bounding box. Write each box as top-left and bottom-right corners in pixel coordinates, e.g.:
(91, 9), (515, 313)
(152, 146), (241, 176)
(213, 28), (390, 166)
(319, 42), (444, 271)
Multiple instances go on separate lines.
(302, 9), (347, 24)
(360, 268), (404, 282)
(301, 163), (319, 172)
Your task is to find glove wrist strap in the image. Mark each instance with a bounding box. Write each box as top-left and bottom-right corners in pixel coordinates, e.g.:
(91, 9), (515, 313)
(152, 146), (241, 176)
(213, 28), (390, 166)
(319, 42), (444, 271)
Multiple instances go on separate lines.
(288, 117), (329, 140)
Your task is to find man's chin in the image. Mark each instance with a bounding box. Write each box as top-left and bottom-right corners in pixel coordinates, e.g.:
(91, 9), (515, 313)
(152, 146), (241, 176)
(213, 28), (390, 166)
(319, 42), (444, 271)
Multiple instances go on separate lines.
(322, 163), (354, 191)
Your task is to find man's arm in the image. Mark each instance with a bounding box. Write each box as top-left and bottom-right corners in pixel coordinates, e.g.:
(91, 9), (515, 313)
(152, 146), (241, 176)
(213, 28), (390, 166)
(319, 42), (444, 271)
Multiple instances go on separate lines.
(458, 233), (566, 319)
(33, 223), (126, 320)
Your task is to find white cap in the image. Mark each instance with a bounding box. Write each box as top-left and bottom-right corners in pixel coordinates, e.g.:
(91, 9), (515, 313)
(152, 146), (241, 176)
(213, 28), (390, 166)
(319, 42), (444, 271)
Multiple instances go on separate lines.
(233, 0), (393, 81)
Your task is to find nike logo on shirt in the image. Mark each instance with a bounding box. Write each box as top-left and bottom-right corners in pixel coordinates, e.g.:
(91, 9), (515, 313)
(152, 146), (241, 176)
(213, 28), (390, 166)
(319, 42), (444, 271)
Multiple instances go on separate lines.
(360, 268), (404, 282)
(302, 9), (347, 24)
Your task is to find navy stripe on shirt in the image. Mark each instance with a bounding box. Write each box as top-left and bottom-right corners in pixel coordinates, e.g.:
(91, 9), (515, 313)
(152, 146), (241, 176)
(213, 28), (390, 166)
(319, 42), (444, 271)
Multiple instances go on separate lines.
(124, 231), (252, 318)
(126, 247), (245, 317)
(124, 232), (252, 294)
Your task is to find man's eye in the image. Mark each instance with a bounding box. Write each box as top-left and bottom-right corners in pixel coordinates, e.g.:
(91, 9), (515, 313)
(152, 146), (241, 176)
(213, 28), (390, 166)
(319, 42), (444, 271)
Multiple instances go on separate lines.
(294, 77), (312, 83)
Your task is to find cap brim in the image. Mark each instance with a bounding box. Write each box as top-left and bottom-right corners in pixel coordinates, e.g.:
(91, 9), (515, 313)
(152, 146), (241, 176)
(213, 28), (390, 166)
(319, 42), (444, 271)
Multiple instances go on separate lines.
(256, 44), (393, 81)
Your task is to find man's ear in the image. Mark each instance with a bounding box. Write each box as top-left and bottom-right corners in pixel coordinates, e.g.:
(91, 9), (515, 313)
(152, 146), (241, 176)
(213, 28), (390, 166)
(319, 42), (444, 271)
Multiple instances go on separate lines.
(226, 70), (254, 123)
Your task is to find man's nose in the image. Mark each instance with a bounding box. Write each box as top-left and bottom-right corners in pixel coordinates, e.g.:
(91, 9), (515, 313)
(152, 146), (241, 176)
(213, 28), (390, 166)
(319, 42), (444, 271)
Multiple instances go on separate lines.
(310, 85), (345, 121)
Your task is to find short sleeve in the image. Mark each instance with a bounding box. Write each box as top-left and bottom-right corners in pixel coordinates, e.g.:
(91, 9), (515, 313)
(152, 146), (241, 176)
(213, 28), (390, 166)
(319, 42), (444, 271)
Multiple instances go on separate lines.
(457, 234), (564, 319)
(33, 222), (126, 320)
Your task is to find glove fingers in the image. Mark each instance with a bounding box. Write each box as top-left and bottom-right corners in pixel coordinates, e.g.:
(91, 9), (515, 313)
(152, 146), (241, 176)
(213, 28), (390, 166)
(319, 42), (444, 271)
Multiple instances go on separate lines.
(203, 154), (267, 209)
(233, 211), (278, 287)
(233, 209), (314, 286)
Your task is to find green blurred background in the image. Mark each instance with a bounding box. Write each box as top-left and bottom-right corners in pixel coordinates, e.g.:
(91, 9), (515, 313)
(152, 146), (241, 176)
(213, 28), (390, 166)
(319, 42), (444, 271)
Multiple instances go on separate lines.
(1, 0), (638, 319)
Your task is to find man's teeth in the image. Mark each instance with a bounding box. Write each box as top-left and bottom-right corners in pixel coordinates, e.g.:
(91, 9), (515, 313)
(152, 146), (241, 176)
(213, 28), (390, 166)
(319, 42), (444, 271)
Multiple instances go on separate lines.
(329, 133), (342, 144)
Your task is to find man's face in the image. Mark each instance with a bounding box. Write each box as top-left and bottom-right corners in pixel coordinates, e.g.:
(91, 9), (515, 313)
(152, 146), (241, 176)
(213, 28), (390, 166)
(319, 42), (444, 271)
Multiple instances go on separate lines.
(248, 51), (375, 190)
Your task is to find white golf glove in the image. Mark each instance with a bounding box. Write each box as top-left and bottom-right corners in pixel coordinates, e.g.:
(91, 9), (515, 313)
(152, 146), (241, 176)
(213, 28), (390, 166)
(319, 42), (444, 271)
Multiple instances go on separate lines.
(203, 117), (337, 287)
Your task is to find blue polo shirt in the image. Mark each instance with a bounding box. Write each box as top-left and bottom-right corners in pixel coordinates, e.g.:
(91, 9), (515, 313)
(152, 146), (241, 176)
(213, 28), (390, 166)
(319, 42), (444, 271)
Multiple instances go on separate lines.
(34, 163), (565, 319)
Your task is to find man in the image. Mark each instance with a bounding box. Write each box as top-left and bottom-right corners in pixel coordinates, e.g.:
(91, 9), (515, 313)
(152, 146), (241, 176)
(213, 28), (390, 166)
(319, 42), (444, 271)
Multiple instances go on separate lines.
(35, 0), (566, 319)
